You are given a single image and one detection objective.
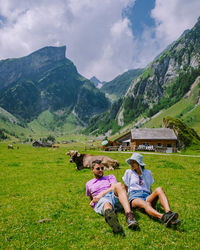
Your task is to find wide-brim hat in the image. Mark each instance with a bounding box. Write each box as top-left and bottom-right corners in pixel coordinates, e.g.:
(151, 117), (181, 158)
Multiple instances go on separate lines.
(126, 153), (145, 166)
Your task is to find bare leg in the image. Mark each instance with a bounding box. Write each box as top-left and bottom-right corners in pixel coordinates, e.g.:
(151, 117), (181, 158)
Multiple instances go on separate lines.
(131, 198), (163, 219)
(113, 182), (131, 213)
(147, 187), (170, 213)
(103, 202), (113, 213)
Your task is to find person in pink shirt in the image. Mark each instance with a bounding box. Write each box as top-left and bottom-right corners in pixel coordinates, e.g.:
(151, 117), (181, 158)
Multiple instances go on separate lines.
(86, 159), (138, 234)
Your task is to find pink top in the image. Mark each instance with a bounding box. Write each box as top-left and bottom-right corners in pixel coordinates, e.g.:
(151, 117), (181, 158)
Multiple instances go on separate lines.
(86, 175), (117, 200)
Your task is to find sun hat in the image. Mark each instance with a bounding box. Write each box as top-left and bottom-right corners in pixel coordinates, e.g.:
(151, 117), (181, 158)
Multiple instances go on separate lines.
(126, 153), (145, 166)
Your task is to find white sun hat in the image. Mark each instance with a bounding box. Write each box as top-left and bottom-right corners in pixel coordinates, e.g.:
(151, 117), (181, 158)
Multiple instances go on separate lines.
(126, 153), (146, 166)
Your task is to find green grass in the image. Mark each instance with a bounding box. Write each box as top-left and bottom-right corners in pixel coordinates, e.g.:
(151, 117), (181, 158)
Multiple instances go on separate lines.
(0, 143), (200, 249)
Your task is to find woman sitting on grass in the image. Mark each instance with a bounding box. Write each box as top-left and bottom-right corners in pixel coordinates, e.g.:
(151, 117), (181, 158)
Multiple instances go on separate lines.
(122, 153), (180, 227)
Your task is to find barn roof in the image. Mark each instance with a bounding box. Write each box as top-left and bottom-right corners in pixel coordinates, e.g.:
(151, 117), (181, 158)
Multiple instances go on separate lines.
(113, 131), (131, 143)
(131, 128), (177, 140)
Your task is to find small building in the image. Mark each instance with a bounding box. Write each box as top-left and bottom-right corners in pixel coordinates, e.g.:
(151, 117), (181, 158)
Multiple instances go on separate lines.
(113, 131), (131, 151)
(114, 128), (178, 153)
(32, 140), (52, 147)
(131, 128), (177, 153)
(32, 140), (43, 147)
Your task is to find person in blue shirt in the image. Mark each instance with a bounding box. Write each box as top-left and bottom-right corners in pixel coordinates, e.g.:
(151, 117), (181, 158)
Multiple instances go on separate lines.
(122, 153), (180, 226)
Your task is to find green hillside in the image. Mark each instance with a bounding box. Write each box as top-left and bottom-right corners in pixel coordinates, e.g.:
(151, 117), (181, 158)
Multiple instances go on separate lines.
(0, 107), (30, 140)
(28, 110), (83, 138)
(101, 69), (144, 101)
(144, 78), (200, 135)
(0, 107), (84, 141)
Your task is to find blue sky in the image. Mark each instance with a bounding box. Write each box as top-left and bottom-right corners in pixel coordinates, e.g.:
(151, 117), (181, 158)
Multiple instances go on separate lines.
(123, 0), (156, 38)
(0, 0), (199, 81)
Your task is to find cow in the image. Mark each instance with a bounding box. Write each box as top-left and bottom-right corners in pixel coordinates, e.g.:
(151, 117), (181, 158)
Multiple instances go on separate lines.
(8, 145), (14, 149)
(66, 150), (119, 170)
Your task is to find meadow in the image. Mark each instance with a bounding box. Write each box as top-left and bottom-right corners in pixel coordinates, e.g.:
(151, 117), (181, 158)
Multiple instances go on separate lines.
(0, 142), (200, 249)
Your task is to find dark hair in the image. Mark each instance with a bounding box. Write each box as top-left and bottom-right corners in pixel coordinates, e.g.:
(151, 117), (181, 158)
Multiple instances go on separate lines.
(140, 165), (145, 170)
(92, 160), (102, 168)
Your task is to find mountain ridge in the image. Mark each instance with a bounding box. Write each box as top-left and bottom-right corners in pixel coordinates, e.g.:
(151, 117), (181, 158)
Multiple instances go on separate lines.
(85, 17), (200, 136)
(0, 45), (110, 123)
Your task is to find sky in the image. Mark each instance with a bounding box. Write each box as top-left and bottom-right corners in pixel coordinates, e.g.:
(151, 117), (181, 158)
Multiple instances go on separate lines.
(0, 0), (200, 82)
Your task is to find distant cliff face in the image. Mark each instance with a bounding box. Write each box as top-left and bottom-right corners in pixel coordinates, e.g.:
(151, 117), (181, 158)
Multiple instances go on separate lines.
(119, 17), (200, 125)
(0, 46), (110, 122)
(101, 69), (144, 100)
(85, 18), (200, 135)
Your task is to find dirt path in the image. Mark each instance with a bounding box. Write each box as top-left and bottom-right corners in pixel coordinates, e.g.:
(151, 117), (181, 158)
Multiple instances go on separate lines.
(104, 151), (200, 157)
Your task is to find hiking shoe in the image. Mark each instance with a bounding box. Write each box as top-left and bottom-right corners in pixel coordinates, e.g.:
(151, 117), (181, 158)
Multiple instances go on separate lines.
(161, 211), (178, 226)
(104, 209), (123, 234)
(171, 218), (181, 225)
(126, 211), (139, 230)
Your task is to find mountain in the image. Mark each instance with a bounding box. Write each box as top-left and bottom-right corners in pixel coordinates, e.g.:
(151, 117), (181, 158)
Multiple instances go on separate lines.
(0, 46), (67, 91)
(90, 76), (103, 89)
(85, 17), (200, 136)
(141, 76), (200, 135)
(120, 18), (200, 126)
(0, 46), (110, 124)
(101, 68), (144, 101)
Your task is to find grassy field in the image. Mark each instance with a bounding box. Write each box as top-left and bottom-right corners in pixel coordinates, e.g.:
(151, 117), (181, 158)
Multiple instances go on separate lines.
(0, 143), (200, 249)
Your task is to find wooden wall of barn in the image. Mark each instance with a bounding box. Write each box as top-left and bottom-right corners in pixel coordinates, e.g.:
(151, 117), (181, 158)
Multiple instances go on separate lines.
(131, 139), (177, 152)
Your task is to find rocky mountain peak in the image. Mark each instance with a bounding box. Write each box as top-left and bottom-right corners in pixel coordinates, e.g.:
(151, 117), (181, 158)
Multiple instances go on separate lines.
(28, 45), (66, 64)
(90, 76), (103, 88)
(0, 45), (68, 90)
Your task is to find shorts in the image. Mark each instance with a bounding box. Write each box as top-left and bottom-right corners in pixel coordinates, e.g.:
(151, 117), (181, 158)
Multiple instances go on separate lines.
(94, 192), (123, 215)
(129, 190), (150, 203)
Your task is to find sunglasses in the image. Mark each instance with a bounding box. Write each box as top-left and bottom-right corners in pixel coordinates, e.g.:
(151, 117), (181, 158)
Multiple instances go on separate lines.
(95, 167), (104, 171)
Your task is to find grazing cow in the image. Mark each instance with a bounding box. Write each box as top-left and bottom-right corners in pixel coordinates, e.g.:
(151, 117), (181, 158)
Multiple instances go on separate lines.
(66, 150), (119, 170)
(8, 145), (14, 149)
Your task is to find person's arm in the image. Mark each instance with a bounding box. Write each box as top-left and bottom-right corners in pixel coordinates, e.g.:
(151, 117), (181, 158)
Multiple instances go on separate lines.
(91, 184), (115, 204)
(147, 170), (154, 193)
(122, 170), (129, 192)
(86, 183), (94, 207)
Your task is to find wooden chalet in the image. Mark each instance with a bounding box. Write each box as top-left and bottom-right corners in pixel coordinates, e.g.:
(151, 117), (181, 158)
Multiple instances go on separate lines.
(32, 140), (53, 148)
(113, 131), (131, 151)
(131, 128), (177, 153)
(113, 128), (178, 153)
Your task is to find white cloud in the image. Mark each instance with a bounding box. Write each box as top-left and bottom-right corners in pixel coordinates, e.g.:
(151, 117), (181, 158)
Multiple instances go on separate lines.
(0, 0), (136, 81)
(152, 0), (200, 45)
(0, 0), (199, 81)
(124, 0), (200, 74)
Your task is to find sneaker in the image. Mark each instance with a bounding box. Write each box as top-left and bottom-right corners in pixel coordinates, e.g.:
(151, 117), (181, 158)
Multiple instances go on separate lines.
(161, 211), (178, 226)
(171, 218), (181, 225)
(104, 209), (123, 234)
(126, 211), (139, 230)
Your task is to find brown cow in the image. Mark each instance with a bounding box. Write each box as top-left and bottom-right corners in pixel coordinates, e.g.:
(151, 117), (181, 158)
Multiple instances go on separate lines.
(8, 145), (14, 149)
(66, 150), (119, 170)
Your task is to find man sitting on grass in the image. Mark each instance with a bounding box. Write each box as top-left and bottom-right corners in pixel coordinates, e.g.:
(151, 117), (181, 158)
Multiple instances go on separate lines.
(86, 160), (138, 234)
